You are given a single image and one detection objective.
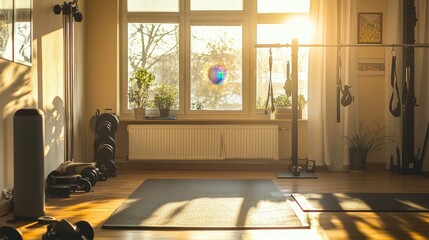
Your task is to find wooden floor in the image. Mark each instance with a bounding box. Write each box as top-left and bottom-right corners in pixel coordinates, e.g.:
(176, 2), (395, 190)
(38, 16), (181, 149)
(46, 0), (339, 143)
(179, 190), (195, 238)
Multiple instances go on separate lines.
(1, 168), (429, 240)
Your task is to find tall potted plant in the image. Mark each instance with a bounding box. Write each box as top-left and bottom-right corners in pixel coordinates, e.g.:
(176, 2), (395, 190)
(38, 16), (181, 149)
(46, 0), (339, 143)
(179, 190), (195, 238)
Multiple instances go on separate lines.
(128, 67), (156, 119)
(345, 122), (396, 170)
(153, 83), (179, 117)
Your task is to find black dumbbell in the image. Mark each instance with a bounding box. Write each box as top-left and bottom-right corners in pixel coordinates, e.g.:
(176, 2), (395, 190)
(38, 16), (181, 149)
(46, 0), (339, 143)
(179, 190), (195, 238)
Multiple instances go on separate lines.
(95, 113), (119, 138)
(93, 136), (115, 152)
(95, 143), (115, 162)
(0, 226), (22, 240)
(42, 219), (94, 240)
(81, 167), (98, 187)
(96, 159), (117, 177)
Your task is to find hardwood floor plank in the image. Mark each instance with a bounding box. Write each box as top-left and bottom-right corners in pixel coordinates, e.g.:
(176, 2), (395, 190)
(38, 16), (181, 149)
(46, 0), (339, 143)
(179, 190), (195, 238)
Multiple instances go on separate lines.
(1, 169), (429, 239)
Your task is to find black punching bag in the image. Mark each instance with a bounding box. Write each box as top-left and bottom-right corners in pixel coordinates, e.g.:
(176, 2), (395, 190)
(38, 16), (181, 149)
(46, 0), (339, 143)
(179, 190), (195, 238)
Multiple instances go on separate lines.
(13, 108), (45, 220)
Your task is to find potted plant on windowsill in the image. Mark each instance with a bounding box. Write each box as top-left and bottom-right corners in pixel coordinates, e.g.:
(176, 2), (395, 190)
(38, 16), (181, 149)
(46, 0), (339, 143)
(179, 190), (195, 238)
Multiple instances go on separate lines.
(345, 122), (396, 170)
(128, 67), (156, 119)
(274, 94), (306, 119)
(153, 83), (179, 117)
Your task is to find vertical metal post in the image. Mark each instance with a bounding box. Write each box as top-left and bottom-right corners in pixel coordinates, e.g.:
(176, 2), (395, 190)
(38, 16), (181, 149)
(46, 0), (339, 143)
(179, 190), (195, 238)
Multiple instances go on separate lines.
(291, 38), (299, 167)
(64, 4), (75, 162)
(401, 0), (416, 173)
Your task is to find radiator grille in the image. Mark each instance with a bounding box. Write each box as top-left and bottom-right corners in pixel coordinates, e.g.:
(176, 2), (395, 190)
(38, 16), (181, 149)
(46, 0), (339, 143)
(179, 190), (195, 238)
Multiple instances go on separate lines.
(128, 124), (278, 161)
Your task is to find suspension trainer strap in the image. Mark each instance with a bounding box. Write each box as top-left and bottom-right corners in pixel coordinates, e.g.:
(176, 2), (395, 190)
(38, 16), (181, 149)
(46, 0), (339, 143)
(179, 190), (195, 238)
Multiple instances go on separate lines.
(265, 49), (275, 114)
(338, 52), (353, 107)
(389, 55), (401, 117)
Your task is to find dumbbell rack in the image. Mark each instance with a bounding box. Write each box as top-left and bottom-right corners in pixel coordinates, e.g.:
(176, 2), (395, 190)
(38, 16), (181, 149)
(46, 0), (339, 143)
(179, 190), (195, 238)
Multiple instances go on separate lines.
(92, 111), (119, 177)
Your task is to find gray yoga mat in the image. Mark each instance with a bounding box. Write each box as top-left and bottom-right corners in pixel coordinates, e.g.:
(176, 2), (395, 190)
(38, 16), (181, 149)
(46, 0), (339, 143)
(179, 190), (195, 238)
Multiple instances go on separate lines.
(292, 193), (429, 212)
(103, 179), (307, 230)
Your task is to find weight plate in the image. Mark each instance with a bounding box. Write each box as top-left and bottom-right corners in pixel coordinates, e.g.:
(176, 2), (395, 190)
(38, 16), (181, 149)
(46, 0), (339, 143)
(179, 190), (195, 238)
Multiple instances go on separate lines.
(81, 169), (97, 187)
(97, 167), (108, 181)
(0, 226), (23, 240)
(46, 170), (61, 186)
(97, 159), (117, 177)
(75, 221), (95, 240)
(78, 178), (92, 192)
(93, 136), (115, 151)
(95, 113), (119, 136)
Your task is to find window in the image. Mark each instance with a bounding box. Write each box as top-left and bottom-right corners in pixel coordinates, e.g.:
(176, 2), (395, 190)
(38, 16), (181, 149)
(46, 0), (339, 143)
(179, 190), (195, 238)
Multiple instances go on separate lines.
(122, 0), (311, 118)
(127, 22), (180, 109)
(190, 0), (243, 11)
(128, 0), (179, 12)
(256, 22), (310, 118)
(190, 24), (242, 110)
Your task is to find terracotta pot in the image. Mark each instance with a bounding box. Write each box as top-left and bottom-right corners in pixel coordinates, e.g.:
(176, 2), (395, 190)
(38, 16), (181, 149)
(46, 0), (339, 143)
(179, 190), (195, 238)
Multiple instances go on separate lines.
(133, 108), (145, 119)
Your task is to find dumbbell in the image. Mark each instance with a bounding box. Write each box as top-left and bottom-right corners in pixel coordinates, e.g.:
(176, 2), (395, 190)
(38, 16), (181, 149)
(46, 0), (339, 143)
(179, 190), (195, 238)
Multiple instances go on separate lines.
(93, 136), (115, 153)
(95, 143), (115, 162)
(42, 219), (94, 240)
(0, 226), (22, 240)
(46, 171), (92, 193)
(80, 167), (98, 187)
(95, 113), (119, 138)
(96, 159), (117, 177)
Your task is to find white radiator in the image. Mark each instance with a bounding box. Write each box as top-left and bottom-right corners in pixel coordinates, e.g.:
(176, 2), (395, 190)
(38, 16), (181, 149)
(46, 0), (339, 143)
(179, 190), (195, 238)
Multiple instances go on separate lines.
(127, 124), (279, 161)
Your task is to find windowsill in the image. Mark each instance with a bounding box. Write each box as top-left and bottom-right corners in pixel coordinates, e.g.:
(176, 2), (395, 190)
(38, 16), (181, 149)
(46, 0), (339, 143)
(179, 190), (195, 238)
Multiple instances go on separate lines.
(119, 116), (308, 124)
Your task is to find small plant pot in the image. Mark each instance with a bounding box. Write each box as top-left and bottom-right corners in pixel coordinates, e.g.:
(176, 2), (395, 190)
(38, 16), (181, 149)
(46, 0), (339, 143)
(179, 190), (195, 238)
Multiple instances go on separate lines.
(349, 148), (367, 170)
(275, 106), (302, 119)
(159, 108), (170, 117)
(133, 108), (145, 119)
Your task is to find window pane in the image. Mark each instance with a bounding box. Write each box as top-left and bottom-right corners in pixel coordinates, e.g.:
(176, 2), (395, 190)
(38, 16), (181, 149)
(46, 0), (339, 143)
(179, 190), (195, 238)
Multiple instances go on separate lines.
(128, 0), (179, 12)
(14, 0), (31, 64)
(256, 24), (308, 119)
(257, 0), (310, 13)
(0, 0), (13, 60)
(190, 25), (242, 110)
(128, 23), (179, 109)
(191, 0), (243, 11)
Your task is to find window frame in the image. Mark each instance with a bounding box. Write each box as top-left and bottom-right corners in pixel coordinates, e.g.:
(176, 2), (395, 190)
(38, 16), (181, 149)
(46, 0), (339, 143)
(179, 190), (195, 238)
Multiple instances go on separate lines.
(120, 0), (311, 119)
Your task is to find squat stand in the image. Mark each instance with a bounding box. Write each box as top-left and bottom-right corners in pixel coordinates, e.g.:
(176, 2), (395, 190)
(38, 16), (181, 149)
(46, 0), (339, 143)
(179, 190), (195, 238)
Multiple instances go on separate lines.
(273, 39), (318, 179)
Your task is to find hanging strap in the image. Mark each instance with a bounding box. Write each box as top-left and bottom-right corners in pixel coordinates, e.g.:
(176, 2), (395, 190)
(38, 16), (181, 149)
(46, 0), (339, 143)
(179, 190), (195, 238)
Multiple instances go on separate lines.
(338, 51), (353, 107)
(264, 49), (275, 114)
(402, 66), (418, 107)
(389, 53), (401, 117)
(284, 61), (292, 97)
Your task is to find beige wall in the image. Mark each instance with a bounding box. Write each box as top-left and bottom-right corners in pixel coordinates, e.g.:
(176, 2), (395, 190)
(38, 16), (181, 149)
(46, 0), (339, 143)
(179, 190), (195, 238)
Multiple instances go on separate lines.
(0, 0), (86, 191)
(83, 0), (393, 164)
(357, 0), (388, 163)
(84, 0), (119, 162)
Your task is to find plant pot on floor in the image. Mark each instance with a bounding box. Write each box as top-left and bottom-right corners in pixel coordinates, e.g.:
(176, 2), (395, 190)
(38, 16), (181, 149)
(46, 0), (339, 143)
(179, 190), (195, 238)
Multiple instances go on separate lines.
(349, 148), (367, 170)
(133, 108), (145, 119)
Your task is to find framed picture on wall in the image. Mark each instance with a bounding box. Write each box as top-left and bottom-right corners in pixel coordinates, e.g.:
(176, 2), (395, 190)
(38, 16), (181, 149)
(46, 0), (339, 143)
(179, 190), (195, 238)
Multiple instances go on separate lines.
(358, 12), (383, 44)
(358, 58), (385, 76)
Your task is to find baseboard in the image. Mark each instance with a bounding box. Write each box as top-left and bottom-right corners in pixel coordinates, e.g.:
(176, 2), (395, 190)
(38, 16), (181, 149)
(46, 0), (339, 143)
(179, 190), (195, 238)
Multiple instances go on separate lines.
(117, 159), (328, 172)
(0, 199), (13, 216)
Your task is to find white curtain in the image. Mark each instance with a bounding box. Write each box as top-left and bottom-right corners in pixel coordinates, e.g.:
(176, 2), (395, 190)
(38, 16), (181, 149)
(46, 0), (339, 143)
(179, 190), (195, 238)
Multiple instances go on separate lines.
(308, 0), (358, 170)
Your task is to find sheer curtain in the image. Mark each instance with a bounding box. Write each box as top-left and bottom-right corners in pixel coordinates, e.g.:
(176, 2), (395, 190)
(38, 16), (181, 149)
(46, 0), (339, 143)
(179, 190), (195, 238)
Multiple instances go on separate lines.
(415, 0), (429, 152)
(308, 0), (357, 170)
